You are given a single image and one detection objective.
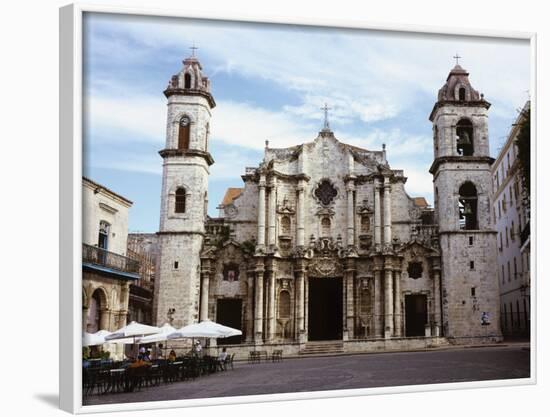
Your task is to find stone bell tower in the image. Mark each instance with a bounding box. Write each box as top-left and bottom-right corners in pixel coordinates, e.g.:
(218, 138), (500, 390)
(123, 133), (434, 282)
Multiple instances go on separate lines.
(153, 50), (215, 328)
(429, 60), (502, 343)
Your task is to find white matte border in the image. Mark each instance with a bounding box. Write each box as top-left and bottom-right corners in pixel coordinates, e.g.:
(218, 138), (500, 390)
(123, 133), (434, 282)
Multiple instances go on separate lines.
(58, 3), (537, 414)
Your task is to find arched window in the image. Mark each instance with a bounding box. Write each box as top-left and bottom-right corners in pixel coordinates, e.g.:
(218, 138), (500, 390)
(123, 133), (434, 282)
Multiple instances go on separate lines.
(459, 182), (478, 230)
(280, 216), (291, 235)
(98, 221), (110, 249)
(321, 217), (331, 236)
(178, 116), (191, 150)
(175, 188), (186, 213)
(184, 72), (191, 89)
(86, 290), (104, 333)
(279, 291), (290, 319)
(459, 87), (466, 101)
(456, 119), (474, 156)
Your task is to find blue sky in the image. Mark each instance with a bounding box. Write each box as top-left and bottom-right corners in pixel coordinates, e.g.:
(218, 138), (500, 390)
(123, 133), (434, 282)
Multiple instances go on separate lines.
(83, 12), (530, 233)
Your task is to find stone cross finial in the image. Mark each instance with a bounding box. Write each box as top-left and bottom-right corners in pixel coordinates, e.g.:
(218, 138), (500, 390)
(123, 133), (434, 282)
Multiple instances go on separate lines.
(321, 103), (331, 130)
(453, 53), (462, 65)
(190, 44), (199, 57)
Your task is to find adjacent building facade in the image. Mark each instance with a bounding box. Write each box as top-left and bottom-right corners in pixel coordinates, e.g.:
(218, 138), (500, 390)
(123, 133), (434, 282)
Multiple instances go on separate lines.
(82, 177), (139, 357)
(153, 55), (503, 354)
(127, 233), (158, 325)
(491, 101), (531, 337)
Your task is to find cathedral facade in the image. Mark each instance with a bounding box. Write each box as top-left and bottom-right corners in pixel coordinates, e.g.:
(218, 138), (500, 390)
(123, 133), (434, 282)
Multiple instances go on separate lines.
(153, 54), (502, 353)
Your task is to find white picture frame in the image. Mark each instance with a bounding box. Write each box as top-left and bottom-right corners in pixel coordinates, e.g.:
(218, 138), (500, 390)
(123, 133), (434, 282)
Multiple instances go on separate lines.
(59, 3), (537, 414)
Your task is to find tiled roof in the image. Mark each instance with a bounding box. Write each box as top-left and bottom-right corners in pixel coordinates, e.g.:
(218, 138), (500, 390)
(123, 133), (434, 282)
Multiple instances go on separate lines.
(221, 188), (243, 205)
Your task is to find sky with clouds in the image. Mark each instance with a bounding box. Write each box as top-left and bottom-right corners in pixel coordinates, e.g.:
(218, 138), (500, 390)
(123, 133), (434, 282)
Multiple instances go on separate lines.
(82, 12), (530, 233)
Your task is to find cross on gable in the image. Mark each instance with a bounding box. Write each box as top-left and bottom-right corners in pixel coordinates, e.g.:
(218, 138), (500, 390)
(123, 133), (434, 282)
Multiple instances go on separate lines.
(453, 53), (462, 65)
(190, 44), (199, 57)
(321, 103), (331, 130)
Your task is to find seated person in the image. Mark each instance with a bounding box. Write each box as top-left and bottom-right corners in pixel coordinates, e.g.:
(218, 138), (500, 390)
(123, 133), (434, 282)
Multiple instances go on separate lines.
(168, 349), (177, 362)
(217, 348), (228, 371)
(128, 354), (150, 368)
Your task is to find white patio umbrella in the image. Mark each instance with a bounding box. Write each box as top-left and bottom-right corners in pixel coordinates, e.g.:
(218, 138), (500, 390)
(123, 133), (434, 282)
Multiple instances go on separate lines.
(167, 320), (242, 340)
(105, 321), (161, 341)
(82, 329), (112, 347)
(138, 323), (177, 344)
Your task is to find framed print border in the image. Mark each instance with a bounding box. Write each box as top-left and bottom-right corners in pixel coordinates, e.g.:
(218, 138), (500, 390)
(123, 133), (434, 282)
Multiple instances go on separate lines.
(59, 2), (537, 414)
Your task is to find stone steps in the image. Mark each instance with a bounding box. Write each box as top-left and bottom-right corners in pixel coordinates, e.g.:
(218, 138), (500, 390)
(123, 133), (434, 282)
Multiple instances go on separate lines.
(300, 341), (344, 355)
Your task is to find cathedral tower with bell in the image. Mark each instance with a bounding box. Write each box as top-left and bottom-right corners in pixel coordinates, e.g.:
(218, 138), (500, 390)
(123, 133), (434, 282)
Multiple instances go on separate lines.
(153, 49), (215, 328)
(429, 60), (502, 342)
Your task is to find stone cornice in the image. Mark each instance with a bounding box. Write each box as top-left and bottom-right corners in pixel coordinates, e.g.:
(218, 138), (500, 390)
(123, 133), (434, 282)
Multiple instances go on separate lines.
(156, 230), (205, 237)
(158, 148), (215, 166)
(429, 155), (495, 174)
(429, 99), (491, 121)
(163, 88), (216, 108)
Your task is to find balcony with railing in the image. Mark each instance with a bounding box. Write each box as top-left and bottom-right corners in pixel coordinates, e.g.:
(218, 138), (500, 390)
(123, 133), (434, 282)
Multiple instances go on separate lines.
(82, 243), (140, 280)
(410, 224), (439, 248)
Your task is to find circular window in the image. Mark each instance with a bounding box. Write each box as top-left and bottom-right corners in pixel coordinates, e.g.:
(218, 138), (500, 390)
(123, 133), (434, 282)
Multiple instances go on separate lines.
(180, 116), (191, 127)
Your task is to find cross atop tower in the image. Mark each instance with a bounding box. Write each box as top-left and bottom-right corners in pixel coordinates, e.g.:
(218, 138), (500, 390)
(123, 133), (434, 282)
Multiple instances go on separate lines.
(453, 53), (462, 66)
(190, 43), (199, 57)
(321, 103), (331, 130)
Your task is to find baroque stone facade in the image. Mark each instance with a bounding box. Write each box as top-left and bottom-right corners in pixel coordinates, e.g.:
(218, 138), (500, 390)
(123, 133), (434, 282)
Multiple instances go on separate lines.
(154, 56), (503, 350)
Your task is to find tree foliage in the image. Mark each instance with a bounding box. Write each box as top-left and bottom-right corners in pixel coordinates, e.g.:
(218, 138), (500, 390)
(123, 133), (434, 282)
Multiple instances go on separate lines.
(515, 106), (530, 206)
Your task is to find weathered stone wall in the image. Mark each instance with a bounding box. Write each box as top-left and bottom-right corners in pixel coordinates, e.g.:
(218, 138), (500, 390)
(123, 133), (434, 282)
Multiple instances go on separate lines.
(439, 232), (501, 341)
(433, 100), (502, 342)
(433, 106), (490, 158)
(155, 89), (212, 330)
(165, 95), (212, 152)
(154, 233), (202, 328)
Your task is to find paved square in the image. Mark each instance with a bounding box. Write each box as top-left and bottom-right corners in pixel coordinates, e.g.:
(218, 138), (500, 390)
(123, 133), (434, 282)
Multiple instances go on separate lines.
(84, 345), (530, 406)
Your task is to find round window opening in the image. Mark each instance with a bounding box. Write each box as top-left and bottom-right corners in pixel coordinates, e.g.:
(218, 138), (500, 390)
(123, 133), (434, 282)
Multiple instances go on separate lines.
(180, 116), (191, 127)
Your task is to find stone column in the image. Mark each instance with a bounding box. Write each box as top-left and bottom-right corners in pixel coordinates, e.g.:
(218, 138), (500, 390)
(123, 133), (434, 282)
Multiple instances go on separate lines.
(345, 259), (355, 339)
(267, 264), (276, 341)
(296, 181), (306, 247)
(433, 268), (442, 336)
(295, 261), (305, 340)
(394, 270), (403, 337)
(384, 268), (394, 338)
(200, 271), (210, 322)
(374, 267), (383, 337)
(374, 179), (382, 249)
(383, 176), (392, 246)
(82, 307), (89, 332)
(267, 177), (277, 248)
(99, 308), (110, 331)
(304, 276), (309, 340)
(246, 271), (255, 342)
(257, 175), (267, 247)
(254, 270), (264, 344)
(346, 180), (356, 247)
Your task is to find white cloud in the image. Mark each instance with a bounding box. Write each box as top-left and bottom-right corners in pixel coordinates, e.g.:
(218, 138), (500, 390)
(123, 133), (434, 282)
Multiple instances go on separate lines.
(212, 100), (316, 149)
(85, 94), (166, 143)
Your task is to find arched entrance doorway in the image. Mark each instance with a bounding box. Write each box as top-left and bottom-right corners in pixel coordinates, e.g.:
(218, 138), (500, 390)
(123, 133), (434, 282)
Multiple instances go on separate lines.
(86, 289), (106, 333)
